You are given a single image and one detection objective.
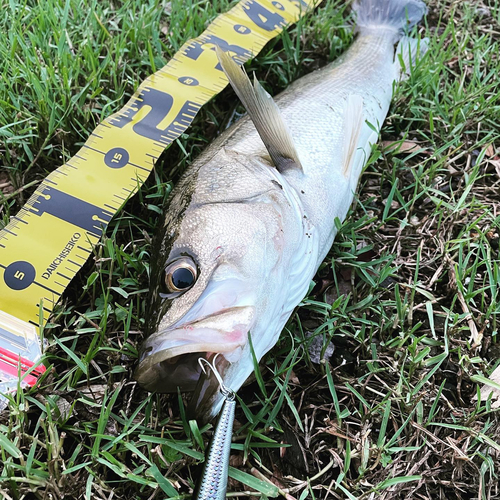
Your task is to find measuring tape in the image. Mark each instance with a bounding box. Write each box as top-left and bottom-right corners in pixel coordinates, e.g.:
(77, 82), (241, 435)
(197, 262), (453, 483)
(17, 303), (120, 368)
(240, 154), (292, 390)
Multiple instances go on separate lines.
(0, 0), (320, 396)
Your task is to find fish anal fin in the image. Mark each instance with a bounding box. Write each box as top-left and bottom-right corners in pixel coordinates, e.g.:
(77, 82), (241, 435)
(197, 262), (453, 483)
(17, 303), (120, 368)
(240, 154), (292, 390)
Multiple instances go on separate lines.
(342, 94), (364, 178)
(216, 46), (302, 174)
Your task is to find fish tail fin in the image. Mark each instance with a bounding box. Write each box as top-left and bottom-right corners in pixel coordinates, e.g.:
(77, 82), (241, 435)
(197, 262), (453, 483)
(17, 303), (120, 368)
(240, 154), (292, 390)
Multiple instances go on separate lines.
(352, 0), (427, 42)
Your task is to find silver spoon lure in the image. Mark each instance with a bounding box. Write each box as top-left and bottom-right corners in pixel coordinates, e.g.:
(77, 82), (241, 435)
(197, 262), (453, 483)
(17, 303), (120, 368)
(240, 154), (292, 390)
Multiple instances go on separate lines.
(193, 356), (236, 500)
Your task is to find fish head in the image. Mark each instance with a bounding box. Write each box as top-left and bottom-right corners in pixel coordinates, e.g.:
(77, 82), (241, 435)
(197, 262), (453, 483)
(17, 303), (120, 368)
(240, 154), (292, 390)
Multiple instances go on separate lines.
(135, 171), (293, 421)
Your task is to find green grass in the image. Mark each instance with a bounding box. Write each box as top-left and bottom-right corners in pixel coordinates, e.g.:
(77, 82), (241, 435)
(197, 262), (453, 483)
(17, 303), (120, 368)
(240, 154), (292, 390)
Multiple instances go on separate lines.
(1, 0), (500, 499)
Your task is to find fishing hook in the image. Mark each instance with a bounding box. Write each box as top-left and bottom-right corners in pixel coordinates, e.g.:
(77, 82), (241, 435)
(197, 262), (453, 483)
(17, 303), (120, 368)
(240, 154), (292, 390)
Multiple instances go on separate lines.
(198, 354), (235, 401)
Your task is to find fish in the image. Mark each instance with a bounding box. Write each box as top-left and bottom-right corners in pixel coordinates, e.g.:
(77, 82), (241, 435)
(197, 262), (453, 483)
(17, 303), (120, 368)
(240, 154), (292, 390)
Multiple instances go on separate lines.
(135, 0), (428, 422)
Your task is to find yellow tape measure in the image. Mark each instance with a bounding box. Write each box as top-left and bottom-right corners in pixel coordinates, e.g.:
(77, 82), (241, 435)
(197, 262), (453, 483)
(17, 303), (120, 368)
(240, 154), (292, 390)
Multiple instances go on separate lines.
(0, 0), (319, 388)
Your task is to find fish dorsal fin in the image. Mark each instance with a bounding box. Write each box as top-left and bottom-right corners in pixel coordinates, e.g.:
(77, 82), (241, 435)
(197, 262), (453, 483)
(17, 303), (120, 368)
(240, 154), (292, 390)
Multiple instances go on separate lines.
(342, 94), (364, 178)
(216, 46), (302, 174)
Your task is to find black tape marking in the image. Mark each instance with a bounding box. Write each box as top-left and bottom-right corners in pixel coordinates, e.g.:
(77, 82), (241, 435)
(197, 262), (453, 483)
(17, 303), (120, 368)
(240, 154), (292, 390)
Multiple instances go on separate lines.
(184, 34), (251, 68)
(104, 147), (129, 169)
(29, 187), (112, 236)
(178, 76), (199, 86)
(12, 216), (29, 225)
(110, 88), (199, 145)
(128, 161), (151, 173)
(36, 304), (53, 314)
(34, 280), (59, 295)
(234, 24), (251, 34)
(3, 261), (36, 291)
(243, 1), (286, 31)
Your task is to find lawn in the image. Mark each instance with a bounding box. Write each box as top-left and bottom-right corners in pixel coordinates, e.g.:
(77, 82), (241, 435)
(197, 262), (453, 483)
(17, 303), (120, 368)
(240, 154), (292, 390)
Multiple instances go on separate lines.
(1, 0), (500, 499)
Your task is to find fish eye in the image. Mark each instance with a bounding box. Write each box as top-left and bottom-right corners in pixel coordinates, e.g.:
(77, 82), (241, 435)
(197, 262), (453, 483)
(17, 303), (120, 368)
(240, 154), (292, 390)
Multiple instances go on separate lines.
(164, 257), (197, 293)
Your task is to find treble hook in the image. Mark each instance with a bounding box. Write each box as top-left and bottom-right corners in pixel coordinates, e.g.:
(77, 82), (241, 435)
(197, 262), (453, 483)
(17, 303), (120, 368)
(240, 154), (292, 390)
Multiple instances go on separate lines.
(198, 354), (235, 401)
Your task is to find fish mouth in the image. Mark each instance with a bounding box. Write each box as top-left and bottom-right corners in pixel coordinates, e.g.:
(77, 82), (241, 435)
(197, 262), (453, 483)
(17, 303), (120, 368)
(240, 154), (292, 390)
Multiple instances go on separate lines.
(134, 306), (253, 403)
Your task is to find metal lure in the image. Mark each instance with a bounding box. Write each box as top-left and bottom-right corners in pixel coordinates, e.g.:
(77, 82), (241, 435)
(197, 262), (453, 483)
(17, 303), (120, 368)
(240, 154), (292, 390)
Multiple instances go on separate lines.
(193, 358), (236, 500)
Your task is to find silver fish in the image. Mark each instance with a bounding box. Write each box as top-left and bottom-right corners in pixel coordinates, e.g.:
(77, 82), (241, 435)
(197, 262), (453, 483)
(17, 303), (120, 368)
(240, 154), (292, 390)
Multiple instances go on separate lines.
(135, 0), (427, 421)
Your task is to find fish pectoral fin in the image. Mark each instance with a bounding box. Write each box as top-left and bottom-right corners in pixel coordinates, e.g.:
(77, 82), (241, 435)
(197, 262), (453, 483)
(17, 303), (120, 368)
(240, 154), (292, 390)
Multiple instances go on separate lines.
(216, 46), (303, 174)
(341, 94), (364, 178)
